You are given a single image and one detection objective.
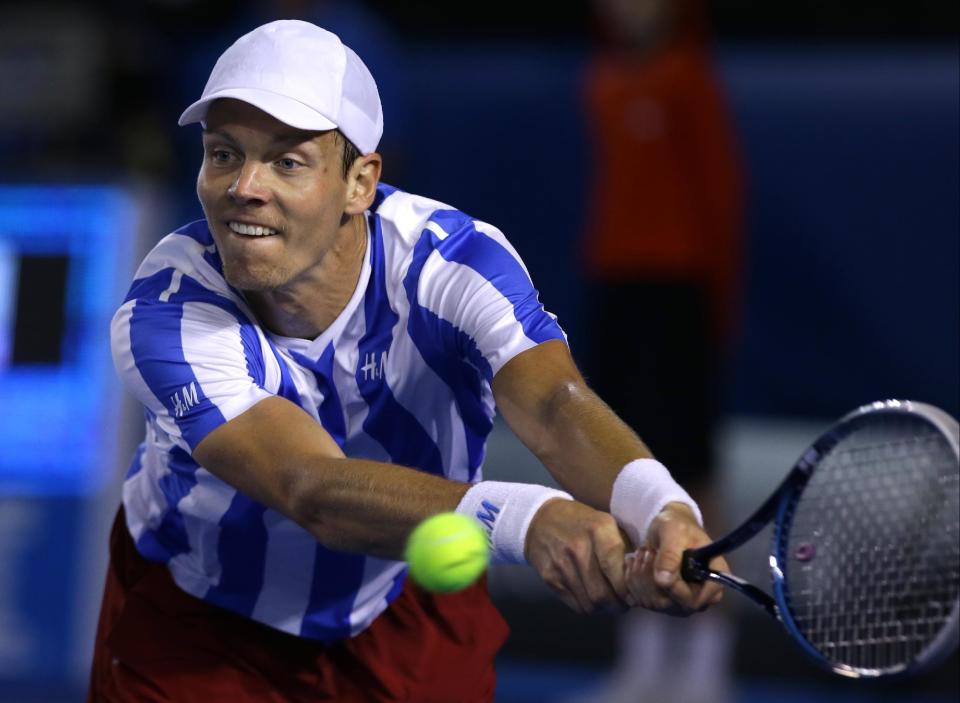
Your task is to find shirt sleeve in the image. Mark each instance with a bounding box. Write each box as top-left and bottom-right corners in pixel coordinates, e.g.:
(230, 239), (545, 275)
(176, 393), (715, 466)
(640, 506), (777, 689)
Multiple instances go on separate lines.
(111, 283), (273, 452)
(412, 210), (567, 380)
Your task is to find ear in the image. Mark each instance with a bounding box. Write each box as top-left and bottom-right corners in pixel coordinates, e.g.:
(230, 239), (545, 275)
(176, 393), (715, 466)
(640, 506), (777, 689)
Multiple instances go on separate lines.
(344, 153), (383, 216)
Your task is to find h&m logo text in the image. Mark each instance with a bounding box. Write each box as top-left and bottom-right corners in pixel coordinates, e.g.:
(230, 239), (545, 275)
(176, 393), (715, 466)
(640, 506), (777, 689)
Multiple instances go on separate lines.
(361, 351), (388, 381)
(170, 382), (199, 418)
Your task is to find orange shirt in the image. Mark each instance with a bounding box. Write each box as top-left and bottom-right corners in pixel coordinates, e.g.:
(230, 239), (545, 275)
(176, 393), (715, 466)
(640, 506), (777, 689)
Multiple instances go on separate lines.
(583, 39), (744, 336)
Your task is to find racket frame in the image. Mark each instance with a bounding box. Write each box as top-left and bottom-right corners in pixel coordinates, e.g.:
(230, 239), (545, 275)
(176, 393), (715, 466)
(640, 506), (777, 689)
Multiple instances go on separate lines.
(681, 399), (960, 679)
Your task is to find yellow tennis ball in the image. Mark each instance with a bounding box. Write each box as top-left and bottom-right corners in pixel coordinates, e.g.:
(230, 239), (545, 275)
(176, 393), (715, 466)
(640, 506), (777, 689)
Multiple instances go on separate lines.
(404, 512), (490, 593)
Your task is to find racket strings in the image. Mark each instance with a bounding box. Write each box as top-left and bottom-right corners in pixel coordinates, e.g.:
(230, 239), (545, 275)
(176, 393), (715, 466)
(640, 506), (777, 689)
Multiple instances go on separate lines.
(779, 418), (959, 674)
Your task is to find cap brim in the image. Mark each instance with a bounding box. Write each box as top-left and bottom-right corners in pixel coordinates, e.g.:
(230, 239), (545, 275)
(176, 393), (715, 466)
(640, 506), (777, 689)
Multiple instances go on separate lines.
(177, 87), (338, 132)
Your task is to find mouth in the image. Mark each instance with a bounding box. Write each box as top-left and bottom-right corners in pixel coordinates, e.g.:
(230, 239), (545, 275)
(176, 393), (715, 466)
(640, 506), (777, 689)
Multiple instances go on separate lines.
(227, 220), (280, 237)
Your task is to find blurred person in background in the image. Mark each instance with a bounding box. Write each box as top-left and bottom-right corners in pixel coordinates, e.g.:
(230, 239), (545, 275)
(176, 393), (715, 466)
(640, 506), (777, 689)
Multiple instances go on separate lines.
(87, 18), (728, 703)
(576, 1), (744, 702)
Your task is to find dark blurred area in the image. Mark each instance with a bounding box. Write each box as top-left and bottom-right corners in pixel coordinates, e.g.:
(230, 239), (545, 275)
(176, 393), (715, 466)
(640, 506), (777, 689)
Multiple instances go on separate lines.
(0, 1), (957, 700)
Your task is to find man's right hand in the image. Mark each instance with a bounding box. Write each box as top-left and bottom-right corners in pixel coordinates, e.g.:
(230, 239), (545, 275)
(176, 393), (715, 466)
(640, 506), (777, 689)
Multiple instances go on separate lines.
(524, 499), (633, 614)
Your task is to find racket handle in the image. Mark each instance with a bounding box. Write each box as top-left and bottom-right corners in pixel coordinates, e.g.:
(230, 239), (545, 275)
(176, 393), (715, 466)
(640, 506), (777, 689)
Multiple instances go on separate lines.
(681, 549), (710, 583)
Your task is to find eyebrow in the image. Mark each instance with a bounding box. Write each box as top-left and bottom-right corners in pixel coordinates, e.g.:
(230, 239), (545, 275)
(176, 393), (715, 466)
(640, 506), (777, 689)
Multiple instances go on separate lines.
(201, 128), (320, 149)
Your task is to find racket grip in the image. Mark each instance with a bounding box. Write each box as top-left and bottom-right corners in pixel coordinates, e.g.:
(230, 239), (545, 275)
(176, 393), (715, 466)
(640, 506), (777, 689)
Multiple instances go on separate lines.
(681, 549), (709, 583)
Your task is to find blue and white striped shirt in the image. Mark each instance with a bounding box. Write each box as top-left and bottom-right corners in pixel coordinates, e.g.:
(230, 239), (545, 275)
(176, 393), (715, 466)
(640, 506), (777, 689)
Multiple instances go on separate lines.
(111, 183), (566, 641)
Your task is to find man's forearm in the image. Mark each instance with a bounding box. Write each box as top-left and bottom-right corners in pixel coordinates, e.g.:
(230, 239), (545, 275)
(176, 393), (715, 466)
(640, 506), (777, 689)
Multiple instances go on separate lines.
(288, 456), (470, 559)
(531, 381), (655, 510)
(194, 396), (470, 561)
(489, 341), (656, 512)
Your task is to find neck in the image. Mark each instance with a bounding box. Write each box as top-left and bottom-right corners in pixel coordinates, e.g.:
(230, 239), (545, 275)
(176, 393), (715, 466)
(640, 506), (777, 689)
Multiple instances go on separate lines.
(245, 214), (368, 339)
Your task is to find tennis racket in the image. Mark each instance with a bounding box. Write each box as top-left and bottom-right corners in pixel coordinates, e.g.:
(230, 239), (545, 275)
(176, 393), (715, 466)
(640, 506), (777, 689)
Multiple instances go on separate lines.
(682, 399), (959, 679)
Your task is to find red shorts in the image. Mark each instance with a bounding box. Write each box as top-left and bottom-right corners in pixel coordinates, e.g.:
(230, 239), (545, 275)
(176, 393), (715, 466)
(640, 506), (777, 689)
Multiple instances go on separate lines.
(87, 509), (509, 702)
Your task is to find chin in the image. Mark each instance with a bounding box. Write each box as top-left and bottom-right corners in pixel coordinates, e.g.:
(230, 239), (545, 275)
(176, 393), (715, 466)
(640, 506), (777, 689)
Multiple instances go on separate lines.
(222, 263), (286, 292)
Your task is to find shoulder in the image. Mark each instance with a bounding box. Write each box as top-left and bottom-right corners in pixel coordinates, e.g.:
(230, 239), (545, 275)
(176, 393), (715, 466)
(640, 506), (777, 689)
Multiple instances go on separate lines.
(113, 220), (258, 355)
(123, 220), (240, 309)
(372, 183), (526, 274)
(370, 183), (455, 247)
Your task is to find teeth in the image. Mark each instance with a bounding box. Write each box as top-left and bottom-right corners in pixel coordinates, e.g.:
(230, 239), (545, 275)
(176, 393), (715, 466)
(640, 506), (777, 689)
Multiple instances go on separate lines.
(229, 221), (278, 236)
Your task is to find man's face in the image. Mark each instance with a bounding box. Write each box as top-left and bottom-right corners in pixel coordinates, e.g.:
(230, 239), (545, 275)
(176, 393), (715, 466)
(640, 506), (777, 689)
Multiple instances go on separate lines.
(197, 99), (351, 292)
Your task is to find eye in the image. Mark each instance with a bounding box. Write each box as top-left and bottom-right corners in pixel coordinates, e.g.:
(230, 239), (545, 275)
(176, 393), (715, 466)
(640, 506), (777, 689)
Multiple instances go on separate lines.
(276, 157), (303, 170)
(208, 148), (236, 164)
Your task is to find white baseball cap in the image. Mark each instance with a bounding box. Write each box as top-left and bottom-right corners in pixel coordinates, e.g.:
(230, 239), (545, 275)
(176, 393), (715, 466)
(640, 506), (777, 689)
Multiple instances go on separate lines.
(178, 20), (383, 154)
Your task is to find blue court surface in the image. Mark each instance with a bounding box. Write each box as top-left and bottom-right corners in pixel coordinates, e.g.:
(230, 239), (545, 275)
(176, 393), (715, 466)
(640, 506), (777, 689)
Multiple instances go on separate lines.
(2, 674), (955, 703)
(0, 676), (956, 703)
(494, 660), (958, 703)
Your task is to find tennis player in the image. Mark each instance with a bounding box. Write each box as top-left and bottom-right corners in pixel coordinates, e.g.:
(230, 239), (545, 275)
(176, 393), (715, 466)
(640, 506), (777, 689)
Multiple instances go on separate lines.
(88, 20), (727, 702)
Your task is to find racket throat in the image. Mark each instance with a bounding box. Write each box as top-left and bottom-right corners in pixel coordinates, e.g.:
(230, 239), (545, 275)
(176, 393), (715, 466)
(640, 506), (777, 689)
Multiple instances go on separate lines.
(684, 550), (779, 619)
(709, 570), (777, 618)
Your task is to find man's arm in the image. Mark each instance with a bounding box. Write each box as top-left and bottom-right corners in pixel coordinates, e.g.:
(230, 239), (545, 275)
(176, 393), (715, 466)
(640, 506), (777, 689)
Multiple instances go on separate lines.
(190, 338), (719, 614)
(194, 391), (629, 610)
(192, 395), (469, 559)
(193, 388), (634, 614)
(492, 339), (652, 510)
(491, 339), (727, 611)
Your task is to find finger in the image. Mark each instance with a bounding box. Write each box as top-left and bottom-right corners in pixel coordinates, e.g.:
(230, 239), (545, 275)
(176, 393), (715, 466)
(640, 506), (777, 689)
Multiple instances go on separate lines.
(571, 539), (623, 613)
(652, 527), (715, 612)
(652, 538), (685, 590)
(640, 550), (673, 610)
(697, 580), (724, 608)
(698, 555), (731, 607)
(545, 569), (588, 614)
(624, 548), (649, 603)
(672, 573), (720, 613)
(587, 554), (629, 612)
(593, 528), (631, 609)
(710, 554), (732, 579)
(683, 554), (730, 609)
(538, 561), (589, 614)
(593, 554), (632, 612)
(641, 545), (701, 612)
(627, 549), (673, 611)
(680, 576), (717, 611)
(558, 549), (596, 614)
(660, 582), (700, 611)
(622, 551), (641, 606)
(652, 547), (694, 610)
(557, 588), (585, 614)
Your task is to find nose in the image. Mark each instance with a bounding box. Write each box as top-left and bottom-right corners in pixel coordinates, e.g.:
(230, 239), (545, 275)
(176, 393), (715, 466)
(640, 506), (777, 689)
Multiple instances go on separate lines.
(228, 162), (270, 204)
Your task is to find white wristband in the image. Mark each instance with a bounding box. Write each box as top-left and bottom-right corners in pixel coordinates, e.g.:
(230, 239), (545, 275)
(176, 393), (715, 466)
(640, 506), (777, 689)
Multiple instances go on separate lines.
(456, 481), (574, 565)
(610, 459), (702, 548)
